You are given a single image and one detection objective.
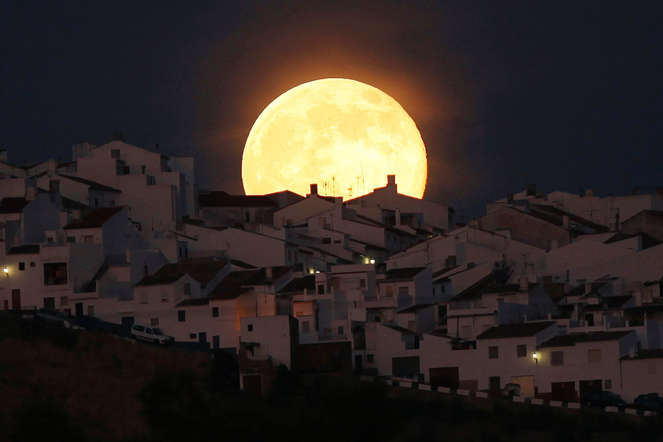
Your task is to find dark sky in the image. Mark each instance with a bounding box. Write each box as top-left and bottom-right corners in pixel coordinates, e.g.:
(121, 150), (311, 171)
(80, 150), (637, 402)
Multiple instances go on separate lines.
(2, 1), (662, 217)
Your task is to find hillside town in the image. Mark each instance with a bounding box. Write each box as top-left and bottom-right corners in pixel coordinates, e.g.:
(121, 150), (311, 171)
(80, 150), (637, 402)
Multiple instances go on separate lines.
(2, 140), (663, 404)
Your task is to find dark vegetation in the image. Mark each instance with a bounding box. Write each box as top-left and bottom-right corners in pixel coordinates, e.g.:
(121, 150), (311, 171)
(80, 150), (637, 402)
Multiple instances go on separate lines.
(2, 314), (663, 442)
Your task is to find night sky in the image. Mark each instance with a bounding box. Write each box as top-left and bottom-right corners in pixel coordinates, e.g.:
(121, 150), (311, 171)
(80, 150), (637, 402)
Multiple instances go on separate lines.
(2, 1), (662, 217)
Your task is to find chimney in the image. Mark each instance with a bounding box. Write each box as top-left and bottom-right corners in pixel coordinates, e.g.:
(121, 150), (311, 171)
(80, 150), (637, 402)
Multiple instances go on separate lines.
(386, 175), (397, 192)
(309, 183), (318, 196)
(0, 149), (7, 163)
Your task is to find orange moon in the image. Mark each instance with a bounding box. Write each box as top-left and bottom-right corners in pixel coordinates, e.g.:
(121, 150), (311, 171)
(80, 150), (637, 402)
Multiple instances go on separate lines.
(242, 78), (427, 200)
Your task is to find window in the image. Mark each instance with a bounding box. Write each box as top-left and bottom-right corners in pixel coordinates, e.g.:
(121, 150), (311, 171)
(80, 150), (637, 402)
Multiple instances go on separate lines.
(183, 283), (191, 296)
(248, 324), (253, 332)
(517, 344), (527, 358)
(18, 262), (25, 271)
(60, 296), (69, 306)
(44, 263), (68, 285)
(488, 346), (499, 359)
(302, 321), (310, 333)
(161, 292), (168, 303)
(317, 284), (325, 295)
(407, 320), (416, 331)
(604, 379), (612, 390)
(367, 354), (374, 363)
(178, 310), (186, 322)
(150, 318), (159, 327)
(360, 279), (366, 288)
(587, 349), (602, 364)
(147, 175), (156, 185)
(83, 235), (94, 244)
(338, 326), (344, 336)
(30, 262), (35, 267)
(87, 305), (95, 316)
(213, 336), (220, 349)
(111, 149), (120, 159)
(66, 236), (75, 243)
(398, 286), (409, 297)
(189, 333), (196, 339)
(551, 351), (564, 366)
(385, 286), (394, 297)
(212, 307), (219, 317)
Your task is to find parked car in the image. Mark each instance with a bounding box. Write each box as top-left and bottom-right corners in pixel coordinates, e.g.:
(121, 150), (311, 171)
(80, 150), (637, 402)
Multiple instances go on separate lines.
(634, 393), (663, 412)
(501, 383), (521, 398)
(130, 325), (174, 344)
(581, 391), (627, 410)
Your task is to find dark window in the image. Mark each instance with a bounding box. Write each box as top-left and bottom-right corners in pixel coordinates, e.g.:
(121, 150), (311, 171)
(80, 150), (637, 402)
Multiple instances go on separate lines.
(213, 335), (220, 349)
(43, 297), (55, 310)
(30, 262), (35, 267)
(248, 324), (253, 332)
(111, 149), (120, 159)
(212, 307), (219, 317)
(551, 351), (564, 366)
(338, 326), (344, 336)
(66, 236), (75, 243)
(367, 354), (374, 362)
(517, 344), (527, 358)
(302, 321), (310, 332)
(360, 279), (366, 288)
(44, 263), (67, 285)
(178, 310), (186, 322)
(18, 262), (25, 271)
(488, 346), (499, 359)
(317, 284), (325, 295)
(183, 283), (191, 296)
(147, 175), (156, 185)
(604, 379), (612, 390)
(189, 333), (196, 339)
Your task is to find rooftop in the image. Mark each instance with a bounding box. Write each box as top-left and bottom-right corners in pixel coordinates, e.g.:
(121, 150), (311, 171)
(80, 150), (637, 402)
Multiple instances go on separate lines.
(64, 206), (124, 229)
(278, 274), (316, 293)
(136, 257), (228, 287)
(476, 321), (556, 340)
(539, 331), (633, 348)
(59, 174), (122, 193)
(198, 191), (277, 208)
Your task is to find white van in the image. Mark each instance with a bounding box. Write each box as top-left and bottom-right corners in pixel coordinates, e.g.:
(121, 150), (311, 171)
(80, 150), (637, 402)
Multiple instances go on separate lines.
(130, 324), (174, 345)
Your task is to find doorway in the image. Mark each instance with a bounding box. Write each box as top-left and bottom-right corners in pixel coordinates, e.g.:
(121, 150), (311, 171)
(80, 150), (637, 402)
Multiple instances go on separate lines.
(489, 376), (501, 396)
(75, 302), (84, 317)
(11, 289), (21, 311)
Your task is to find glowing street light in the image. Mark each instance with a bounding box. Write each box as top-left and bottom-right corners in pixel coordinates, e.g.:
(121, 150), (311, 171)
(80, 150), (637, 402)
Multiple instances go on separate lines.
(2, 267), (8, 275)
(369, 258), (376, 264)
(532, 352), (539, 364)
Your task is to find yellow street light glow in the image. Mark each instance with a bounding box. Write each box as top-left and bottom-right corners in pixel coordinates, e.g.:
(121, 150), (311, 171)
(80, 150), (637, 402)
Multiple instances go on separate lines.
(2, 267), (8, 274)
(242, 78), (428, 200)
(532, 352), (538, 360)
(369, 258), (376, 264)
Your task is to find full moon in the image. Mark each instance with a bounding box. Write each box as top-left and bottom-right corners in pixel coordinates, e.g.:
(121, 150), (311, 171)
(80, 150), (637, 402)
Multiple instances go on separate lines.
(241, 78), (428, 200)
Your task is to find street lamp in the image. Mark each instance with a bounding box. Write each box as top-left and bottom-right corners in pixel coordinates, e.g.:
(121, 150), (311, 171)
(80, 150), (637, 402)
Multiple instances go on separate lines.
(2, 267), (8, 276)
(369, 258), (375, 264)
(532, 352), (539, 364)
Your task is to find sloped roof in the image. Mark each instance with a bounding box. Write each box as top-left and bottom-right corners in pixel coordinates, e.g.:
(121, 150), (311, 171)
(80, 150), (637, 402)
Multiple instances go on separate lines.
(59, 174), (122, 193)
(198, 191), (277, 208)
(605, 232), (662, 249)
(621, 349), (663, 360)
(278, 274), (316, 293)
(477, 321), (556, 340)
(64, 207), (124, 229)
(382, 267), (426, 282)
(397, 303), (434, 314)
(176, 297), (210, 307)
(582, 295), (633, 311)
(382, 323), (418, 335)
(539, 331), (633, 348)
(0, 197), (28, 214)
(136, 257), (228, 287)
